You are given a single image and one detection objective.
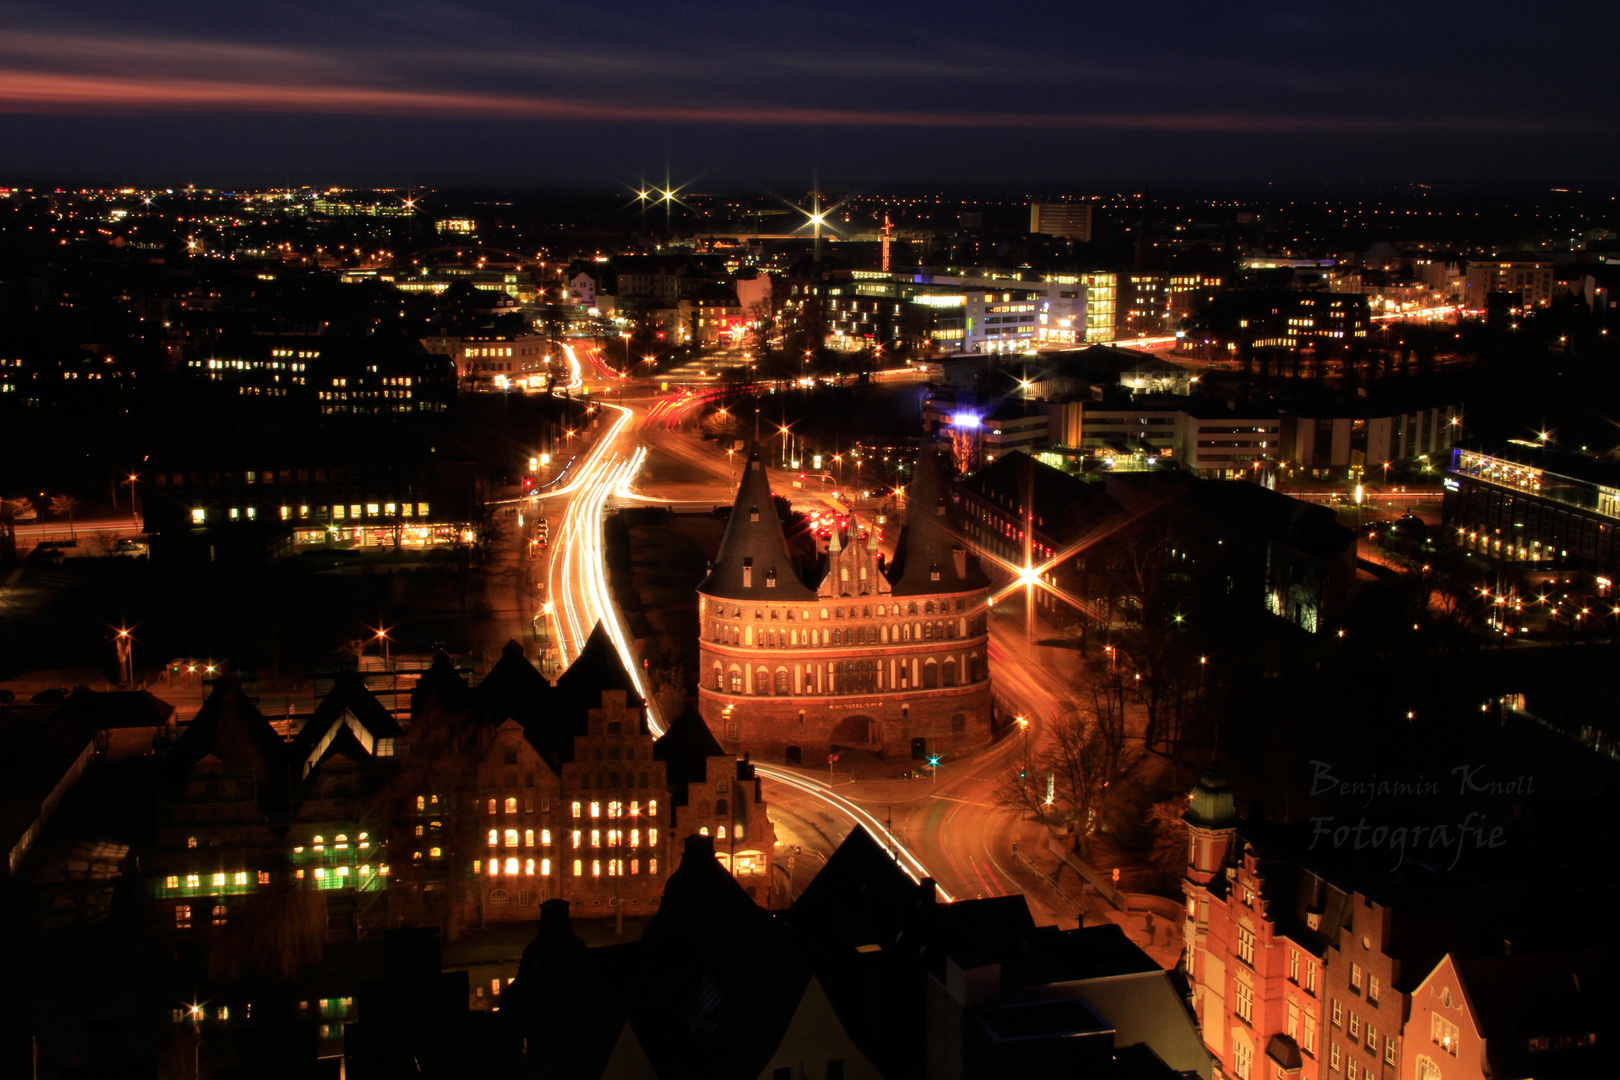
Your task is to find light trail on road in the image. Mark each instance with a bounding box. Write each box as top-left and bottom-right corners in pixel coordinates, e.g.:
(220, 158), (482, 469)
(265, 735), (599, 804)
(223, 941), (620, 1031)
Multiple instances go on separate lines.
(544, 389), (954, 897)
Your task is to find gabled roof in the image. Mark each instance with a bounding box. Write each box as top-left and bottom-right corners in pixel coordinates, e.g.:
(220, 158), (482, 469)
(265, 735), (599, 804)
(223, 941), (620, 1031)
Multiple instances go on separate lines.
(474, 640), (551, 729)
(698, 446), (816, 601)
(653, 705), (726, 806)
(159, 679), (290, 815)
(628, 834), (812, 1079)
(292, 671), (401, 777)
(887, 444), (989, 596)
(786, 824), (929, 950)
(412, 651), (471, 717)
(503, 899), (628, 1078)
(553, 622), (641, 717)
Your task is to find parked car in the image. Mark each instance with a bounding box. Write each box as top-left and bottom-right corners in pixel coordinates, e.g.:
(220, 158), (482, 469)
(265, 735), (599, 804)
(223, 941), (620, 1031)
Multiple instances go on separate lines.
(30, 687), (68, 705)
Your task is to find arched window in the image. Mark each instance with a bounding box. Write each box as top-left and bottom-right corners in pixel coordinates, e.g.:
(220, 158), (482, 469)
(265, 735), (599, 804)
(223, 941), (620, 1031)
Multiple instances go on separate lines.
(429, 847), (442, 858)
(713, 661), (723, 689)
(745, 625), (753, 645)
(715, 798), (729, 818)
(775, 669), (790, 694)
(490, 889), (509, 907)
(505, 797), (517, 814)
(312, 834), (325, 847)
(832, 630), (842, 645)
(756, 667), (770, 694)
(729, 666), (743, 692)
(902, 625), (911, 641)
(925, 601), (934, 614)
(944, 659), (958, 686)
(211, 904), (228, 926)
(923, 659), (939, 688)
(716, 825), (727, 840)
(923, 623), (933, 640)
(504, 829), (518, 847)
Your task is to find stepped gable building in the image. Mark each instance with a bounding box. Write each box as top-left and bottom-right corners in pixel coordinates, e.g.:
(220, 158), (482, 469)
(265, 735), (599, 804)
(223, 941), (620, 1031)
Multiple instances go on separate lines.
(654, 705), (777, 898)
(697, 444), (993, 765)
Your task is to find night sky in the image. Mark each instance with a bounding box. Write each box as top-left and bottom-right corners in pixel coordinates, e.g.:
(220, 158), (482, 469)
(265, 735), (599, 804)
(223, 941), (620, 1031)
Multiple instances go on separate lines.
(0, 0), (1614, 188)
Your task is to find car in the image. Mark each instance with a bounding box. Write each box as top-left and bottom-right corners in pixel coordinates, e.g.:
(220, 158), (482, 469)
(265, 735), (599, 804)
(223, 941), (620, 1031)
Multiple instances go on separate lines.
(31, 687), (68, 705)
(0, 689), (14, 705)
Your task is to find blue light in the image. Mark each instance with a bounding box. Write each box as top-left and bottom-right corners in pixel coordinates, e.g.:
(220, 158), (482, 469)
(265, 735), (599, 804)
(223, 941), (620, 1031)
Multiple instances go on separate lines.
(953, 412), (980, 429)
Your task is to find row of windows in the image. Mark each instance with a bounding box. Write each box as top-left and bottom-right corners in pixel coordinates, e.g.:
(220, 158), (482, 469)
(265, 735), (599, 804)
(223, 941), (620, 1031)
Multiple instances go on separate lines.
(712, 618), (970, 647)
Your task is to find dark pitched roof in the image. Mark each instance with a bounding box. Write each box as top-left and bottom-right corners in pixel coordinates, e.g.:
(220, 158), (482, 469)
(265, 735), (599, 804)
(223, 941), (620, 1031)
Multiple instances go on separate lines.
(786, 824), (931, 950)
(159, 678), (290, 815)
(474, 640), (552, 729)
(412, 651), (471, 717)
(503, 900), (628, 1079)
(888, 444), (990, 596)
(698, 445), (817, 601)
(553, 622), (641, 715)
(291, 671), (401, 777)
(626, 834), (812, 1079)
(653, 705), (726, 806)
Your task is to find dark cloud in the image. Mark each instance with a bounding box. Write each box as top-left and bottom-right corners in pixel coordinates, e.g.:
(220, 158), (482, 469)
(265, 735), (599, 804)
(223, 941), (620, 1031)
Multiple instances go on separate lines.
(0, 0), (1612, 184)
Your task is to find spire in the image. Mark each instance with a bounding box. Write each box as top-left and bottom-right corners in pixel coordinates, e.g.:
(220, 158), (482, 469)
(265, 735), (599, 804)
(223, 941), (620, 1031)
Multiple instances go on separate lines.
(698, 444), (815, 600)
(828, 520), (842, 554)
(887, 444), (989, 596)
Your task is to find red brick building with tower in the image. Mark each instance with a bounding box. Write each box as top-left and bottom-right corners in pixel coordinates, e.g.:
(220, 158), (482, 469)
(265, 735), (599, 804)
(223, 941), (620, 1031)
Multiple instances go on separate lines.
(697, 444), (993, 765)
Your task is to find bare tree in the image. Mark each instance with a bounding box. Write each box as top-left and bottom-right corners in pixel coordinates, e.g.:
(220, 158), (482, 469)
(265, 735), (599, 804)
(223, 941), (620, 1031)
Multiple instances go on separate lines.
(49, 494), (81, 541)
(995, 689), (1141, 856)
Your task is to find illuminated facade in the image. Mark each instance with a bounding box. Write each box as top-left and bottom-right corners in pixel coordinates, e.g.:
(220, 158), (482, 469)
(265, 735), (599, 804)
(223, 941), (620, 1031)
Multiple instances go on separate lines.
(182, 335), (455, 415)
(141, 432), (481, 548)
(1444, 442), (1620, 572)
(697, 446), (993, 764)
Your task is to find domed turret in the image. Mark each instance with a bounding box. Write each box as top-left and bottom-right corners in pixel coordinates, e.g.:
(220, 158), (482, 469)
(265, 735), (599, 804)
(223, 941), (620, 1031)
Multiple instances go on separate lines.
(1184, 762), (1237, 829)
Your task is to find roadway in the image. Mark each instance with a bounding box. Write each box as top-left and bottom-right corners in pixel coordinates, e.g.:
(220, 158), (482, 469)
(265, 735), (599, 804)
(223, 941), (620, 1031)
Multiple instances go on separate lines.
(529, 365), (1109, 928)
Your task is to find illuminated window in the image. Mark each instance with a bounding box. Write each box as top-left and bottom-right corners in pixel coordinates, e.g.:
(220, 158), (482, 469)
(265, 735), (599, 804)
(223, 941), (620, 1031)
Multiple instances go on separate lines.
(590, 801), (601, 819)
(591, 830), (601, 848)
(630, 859), (639, 875)
(505, 858), (519, 874)
(592, 860), (601, 877)
(699, 827), (709, 836)
(334, 834), (348, 849)
(649, 799), (658, 817)
(312, 835), (325, 850)
(429, 847), (441, 858)
(608, 859), (624, 876)
(505, 829), (518, 847)
(416, 796), (426, 810)
(541, 829), (552, 845)
(209, 872), (225, 887)
(630, 829), (640, 848)
(233, 871), (248, 886)
(487, 860), (498, 877)
(336, 866), (349, 878)
(608, 800), (622, 818)
(541, 859), (551, 876)
(185, 873), (200, 889)
(524, 858), (535, 875)
(649, 859), (658, 875)
(505, 797), (517, 814)
(648, 829), (658, 846)
(524, 829), (535, 847)
(164, 875), (179, 890)
(629, 800), (640, 816)
(175, 905), (191, 929)
(488, 829), (498, 847)
(572, 859), (582, 876)
(187, 836), (197, 849)
(488, 799), (497, 814)
(571, 801), (582, 818)
(314, 868), (325, 879)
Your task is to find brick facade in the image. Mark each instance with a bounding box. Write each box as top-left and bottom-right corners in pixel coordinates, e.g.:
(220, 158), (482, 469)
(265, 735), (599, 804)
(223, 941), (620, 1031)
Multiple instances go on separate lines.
(697, 446), (993, 765)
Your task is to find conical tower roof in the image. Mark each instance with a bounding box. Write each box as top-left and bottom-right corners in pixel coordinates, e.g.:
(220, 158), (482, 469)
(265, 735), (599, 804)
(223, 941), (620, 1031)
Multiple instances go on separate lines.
(887, 444), (989, 595)
(697, 444), (814, 601)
